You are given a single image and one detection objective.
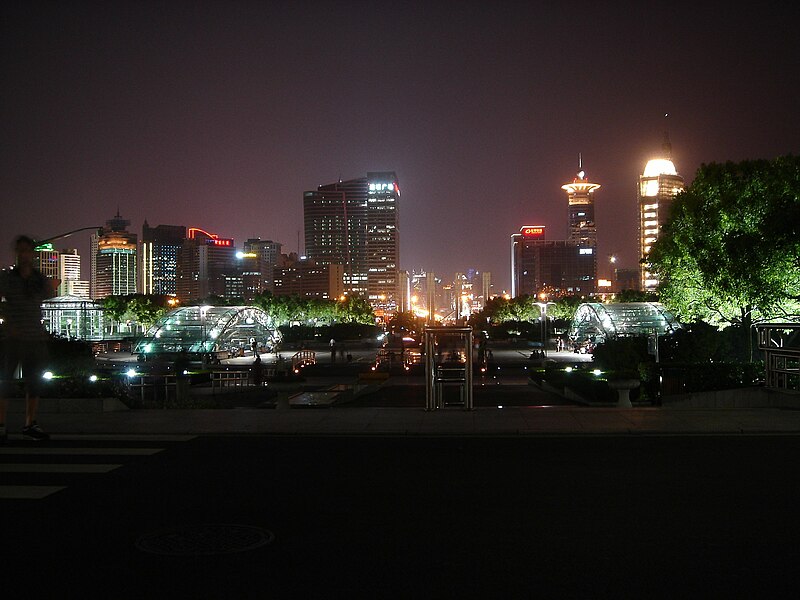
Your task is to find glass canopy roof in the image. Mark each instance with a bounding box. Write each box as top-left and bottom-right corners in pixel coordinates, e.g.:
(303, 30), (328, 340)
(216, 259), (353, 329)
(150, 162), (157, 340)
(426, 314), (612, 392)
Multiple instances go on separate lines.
(133, 306), (281, 355)
(569, 302), (682, 344)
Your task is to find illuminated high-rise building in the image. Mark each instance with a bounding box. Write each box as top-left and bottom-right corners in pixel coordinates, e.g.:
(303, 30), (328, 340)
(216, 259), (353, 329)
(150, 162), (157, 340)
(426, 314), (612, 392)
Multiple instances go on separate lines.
(32, 243), (60, 278)
(561, 161), (601, 247)
(243, 238), (282, 293)
(304, 172), (400, 312)
(140, 222), (186, 296)
(639, 133), (684, 291)
(176, 227), (237, 302)
(91, 212), (137, 299)
(511, 225), (596, 297)
(58, 248), (88, 298)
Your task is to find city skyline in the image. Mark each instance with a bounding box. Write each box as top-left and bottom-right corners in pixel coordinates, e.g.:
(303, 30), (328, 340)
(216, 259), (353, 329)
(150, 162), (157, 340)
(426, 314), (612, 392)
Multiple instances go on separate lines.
(2, 2), (798, 291)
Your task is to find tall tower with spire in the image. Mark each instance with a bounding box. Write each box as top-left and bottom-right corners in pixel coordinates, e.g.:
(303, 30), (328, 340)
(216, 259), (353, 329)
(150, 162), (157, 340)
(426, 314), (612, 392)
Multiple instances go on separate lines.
(638, 132), (684, 292)
(561, 158), (601, 247)
(90, 211), (138, 299)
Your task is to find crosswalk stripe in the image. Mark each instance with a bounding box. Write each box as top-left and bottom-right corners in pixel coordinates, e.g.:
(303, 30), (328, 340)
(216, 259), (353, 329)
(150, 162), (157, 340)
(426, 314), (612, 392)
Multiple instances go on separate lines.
(0, 436), (193, 501)
(0, 485), (67, 499)
(0, 447), (163, 456)
(0, 463), (122, 473)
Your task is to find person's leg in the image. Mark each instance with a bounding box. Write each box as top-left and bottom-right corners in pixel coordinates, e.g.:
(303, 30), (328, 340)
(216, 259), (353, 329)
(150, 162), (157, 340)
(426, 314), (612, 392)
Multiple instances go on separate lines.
(25, 393), (39, 427)
(20, 341), (49, 440)
(0, 339), (15, 435)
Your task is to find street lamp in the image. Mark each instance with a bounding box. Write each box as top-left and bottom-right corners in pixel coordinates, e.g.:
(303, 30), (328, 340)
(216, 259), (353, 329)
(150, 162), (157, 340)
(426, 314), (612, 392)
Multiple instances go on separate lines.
(534, 298), (556, 357)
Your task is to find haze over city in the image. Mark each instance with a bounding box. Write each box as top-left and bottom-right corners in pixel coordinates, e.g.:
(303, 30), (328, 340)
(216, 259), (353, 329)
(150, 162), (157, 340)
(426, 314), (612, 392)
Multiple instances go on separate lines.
(2, 1), (798, 290)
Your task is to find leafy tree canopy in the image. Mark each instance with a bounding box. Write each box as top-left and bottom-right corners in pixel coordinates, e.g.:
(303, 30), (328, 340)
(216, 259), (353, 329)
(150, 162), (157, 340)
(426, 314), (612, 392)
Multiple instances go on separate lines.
(648, 155), (800, 328)
(251, 292), (374, 327)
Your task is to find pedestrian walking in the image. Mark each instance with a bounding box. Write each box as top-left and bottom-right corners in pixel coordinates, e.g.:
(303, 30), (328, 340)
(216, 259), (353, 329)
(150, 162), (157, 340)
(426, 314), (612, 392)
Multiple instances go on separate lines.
(330, 338), (336, 363)
(0, 235), (59, 443)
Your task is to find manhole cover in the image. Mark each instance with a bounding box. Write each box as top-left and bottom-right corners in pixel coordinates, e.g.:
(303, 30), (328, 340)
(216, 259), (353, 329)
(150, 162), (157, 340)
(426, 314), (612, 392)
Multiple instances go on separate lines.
(136, 524), (275, 556)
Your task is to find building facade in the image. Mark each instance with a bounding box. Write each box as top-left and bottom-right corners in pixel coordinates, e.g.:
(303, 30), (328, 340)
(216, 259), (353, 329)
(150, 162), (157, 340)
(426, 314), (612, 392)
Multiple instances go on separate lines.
(511, 226), (596, 297)
(242, 238), (282, 294)
(639, 134), (684, 292)
(58, 248), (88, 298)
(91, 213), (138, 299)
(33, 243), (60, 278)
(273, 258), (344, 300)
(303, 172), (400, 312)
(140, 222), (186, 296)
(562, 166), (600, 247)
(176, 227), (238, 302)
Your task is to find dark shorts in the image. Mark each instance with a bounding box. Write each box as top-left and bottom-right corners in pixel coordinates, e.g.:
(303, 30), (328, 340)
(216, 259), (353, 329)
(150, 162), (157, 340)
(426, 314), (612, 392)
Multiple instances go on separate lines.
(1, 339), (50, 396)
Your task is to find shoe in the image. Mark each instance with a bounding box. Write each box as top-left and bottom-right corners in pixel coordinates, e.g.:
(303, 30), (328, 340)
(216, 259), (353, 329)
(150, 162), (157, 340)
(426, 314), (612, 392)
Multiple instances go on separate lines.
(22, 422), (50, 441)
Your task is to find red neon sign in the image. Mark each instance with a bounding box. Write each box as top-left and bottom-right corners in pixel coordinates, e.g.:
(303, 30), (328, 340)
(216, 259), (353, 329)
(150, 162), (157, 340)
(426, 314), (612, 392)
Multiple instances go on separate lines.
(521, 225), (545, 237)
(188, 227), (233, 246)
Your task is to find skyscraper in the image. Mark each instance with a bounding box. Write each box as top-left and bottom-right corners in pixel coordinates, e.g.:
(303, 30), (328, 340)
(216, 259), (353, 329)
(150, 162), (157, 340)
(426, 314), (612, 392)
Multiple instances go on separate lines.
(243, 238), (282, 293)
(510, 226), (596, 297)
(639, 134), (684, 291)
(561, 163), (600, 247)
(91, 212), (137, 299)
(58, 248), (88, 297)
(304, 172), (400, 311)
(176, 227), (237, 302)
(32, 243), (59, 278)
(140, 222), (186, 296)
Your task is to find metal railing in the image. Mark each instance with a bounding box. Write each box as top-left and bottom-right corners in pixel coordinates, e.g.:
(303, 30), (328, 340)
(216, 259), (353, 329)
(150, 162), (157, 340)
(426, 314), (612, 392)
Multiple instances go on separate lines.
(210, 369), (252, 391)
(757, 323), (800, 393)
(292, 350), (316, 372)
(125, 373), (178, 405)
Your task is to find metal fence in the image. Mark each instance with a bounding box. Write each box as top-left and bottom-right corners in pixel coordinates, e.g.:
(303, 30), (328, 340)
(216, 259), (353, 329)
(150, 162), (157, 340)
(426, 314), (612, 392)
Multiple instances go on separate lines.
(757, 323), (800, 393)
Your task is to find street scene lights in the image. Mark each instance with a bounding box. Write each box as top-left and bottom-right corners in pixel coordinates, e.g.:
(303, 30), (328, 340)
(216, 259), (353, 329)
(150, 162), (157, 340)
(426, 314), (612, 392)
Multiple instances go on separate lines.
(535, 295), (555, 357)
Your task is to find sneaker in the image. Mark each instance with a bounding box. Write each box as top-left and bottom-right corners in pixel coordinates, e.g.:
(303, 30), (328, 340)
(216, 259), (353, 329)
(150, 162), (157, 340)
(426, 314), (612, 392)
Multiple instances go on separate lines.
(22, 422), (50, 441)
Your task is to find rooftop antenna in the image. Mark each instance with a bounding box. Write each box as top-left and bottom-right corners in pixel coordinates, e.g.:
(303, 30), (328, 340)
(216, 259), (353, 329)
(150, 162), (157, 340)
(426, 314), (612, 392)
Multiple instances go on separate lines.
(662, 112), (672, 159)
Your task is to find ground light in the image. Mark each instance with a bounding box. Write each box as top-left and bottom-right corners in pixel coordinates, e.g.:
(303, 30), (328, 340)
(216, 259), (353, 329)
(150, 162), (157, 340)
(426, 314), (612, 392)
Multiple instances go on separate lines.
(126, 369), (137, 378)
(593, 369), (602, 376)
(565, 366), (573, 373)
(42, 371), (54, 380)
(89, 375), (98, 382)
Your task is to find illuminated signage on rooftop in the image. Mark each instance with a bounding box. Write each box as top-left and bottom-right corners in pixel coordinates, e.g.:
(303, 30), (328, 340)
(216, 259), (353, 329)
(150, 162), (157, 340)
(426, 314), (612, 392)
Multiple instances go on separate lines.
(368, 182), (397, 193)
(520, 225), (546, 238)
(188, 227), (233, 247)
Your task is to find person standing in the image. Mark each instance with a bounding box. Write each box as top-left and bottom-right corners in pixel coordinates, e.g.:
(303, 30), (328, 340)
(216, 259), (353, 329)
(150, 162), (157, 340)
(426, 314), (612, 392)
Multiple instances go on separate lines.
(329, 338), (336, 363)
(0, 235), (59, 443)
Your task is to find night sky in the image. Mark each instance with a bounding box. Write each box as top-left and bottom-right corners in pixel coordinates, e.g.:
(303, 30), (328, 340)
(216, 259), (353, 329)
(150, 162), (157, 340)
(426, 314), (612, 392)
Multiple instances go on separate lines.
(2, 1), (798, 290)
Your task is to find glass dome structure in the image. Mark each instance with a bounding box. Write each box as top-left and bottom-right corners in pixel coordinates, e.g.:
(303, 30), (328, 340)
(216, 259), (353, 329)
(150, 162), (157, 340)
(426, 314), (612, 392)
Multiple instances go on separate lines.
(569, 302), (681, 345)
(133, 306), (281, 356)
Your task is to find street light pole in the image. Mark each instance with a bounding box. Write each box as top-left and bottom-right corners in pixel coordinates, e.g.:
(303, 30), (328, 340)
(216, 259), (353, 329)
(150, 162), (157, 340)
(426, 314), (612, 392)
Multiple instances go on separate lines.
(535, 300), (556, 358)
(36, 226), (102, 245)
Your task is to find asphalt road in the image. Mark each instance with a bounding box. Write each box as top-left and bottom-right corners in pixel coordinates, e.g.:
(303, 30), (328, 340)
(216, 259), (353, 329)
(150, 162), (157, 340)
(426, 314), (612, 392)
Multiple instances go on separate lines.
(5, 434), (800, 598)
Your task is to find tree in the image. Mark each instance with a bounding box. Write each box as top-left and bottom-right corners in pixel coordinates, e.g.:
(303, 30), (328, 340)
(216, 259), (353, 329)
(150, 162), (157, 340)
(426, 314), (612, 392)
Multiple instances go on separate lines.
(126, 295), (170, 329)
(388, 311), (425, 334)
(614, 289), (658, 303)
(648, 156), (800, 336)
(100, 296), (127, 334)
(335, 295), (374, 325)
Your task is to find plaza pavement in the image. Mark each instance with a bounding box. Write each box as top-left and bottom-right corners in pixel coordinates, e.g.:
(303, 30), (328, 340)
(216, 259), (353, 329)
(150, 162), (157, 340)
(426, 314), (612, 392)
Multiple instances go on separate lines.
(14, 402), (800, 439)
(15, 346), (799, 438)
